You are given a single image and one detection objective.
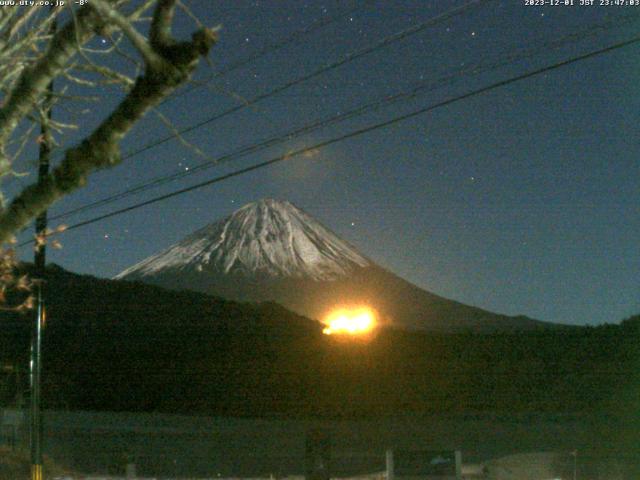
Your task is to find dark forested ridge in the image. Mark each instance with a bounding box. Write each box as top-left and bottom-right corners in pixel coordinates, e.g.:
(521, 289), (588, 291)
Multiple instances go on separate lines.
(0, 264), (637, 420)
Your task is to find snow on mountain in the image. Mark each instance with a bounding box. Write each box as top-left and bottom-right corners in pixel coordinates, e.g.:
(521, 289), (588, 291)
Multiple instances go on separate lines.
(115, 199), (370, 281)
(115, 199), (555, 332)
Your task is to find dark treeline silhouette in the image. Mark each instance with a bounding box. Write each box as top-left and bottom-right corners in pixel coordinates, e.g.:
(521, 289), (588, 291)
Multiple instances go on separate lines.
(0, 264), (637, 420)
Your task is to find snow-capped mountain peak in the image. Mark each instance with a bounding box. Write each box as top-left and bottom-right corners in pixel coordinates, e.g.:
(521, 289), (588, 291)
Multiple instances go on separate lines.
(116, 199), (370, 281)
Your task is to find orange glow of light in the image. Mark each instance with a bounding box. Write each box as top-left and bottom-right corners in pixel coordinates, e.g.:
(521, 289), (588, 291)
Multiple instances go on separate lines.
(322, 307), (376, 335)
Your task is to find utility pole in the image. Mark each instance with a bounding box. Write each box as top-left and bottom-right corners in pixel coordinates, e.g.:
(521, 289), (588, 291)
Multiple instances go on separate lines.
(29, 284), (44, 480)
(30, 9), (56, 480)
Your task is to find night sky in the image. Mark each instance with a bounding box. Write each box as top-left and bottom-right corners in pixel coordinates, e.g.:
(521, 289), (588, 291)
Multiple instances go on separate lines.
(10, 0), (640, 326)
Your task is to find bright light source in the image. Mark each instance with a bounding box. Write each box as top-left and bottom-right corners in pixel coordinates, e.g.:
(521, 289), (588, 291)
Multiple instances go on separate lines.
(322, 307), (376, 335)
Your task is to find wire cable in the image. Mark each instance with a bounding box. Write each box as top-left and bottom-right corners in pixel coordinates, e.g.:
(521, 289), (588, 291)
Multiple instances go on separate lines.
(11, 0), (489, 227)
(4, 0), (370, 182)
(104, 0), (491, 161)
(46, 12), (640, 224)
(15, 33), (637, 246)
(157, 1), (370, 106)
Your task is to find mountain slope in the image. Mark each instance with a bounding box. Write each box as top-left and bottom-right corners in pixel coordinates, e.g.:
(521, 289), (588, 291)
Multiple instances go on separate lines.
(0, 265), (631, 418)
(117, 199), (553, 332)
(117, 198), (369, 281)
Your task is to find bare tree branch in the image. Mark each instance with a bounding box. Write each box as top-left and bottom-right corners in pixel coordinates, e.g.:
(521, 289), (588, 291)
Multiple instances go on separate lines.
(150, 0), (176, 50)
(0, 2), (218, 243)
(129, 0), (158, 23)
(91, 0), (164, 68)
(0, 5), (102, 174)
(152, 107), (211, 161)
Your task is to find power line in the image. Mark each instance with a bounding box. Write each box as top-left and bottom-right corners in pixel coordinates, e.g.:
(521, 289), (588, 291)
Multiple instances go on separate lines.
(5, 1), (369, 182)
(47, 12), (640, 223)
(18, 33), (637, 245)
(13, 0), (487, 220)
(11, 0), (495, 248)
(29, 0), (487, 178)
(157, 1), (370, 106)
(110, 0), (490, 161)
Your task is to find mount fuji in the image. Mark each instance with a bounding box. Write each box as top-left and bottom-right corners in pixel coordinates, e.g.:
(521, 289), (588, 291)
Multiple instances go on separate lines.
(117, 198), (370, 282)
(116, 199), (552, 332)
